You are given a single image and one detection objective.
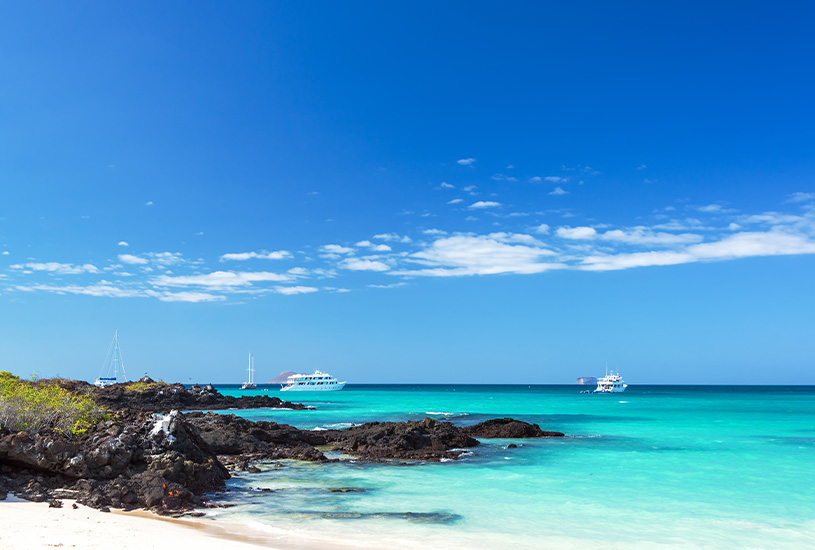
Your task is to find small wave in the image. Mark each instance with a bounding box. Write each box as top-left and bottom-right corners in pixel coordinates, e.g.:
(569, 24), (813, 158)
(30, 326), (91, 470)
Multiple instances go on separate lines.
(323, 422), (358, 429)
(311, 427), (328, 431)
(425, 411), (469, 417)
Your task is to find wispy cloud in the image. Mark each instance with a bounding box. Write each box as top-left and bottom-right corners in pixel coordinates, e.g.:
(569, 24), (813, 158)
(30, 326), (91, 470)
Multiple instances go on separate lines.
(549, 187), (568, 196)
(457, 158), (476, 166)
(394, 233), (560, 277)
(152, 271), (292, 289)
(275, 286), (319, 295)
(219, 250), (292, 261)
(118, 241), (129, 247)
(469, 201), (501, 209)
(11, 262), (100, 275)
(785, 192), (815, 203)
(339, 258), (391, 272)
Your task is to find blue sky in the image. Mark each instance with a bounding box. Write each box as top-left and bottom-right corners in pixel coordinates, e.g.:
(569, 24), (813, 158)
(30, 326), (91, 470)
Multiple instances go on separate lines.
(1, 2), (814, 384)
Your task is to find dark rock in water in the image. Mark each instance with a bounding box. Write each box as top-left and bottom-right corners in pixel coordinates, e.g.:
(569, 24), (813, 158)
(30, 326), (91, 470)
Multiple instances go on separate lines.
(185, 412), (329, 463)
(507, 443), (518, 449)
(462, 418), (565, 438)
(50, 379), (312, 414)
(323, 418), (480, 461)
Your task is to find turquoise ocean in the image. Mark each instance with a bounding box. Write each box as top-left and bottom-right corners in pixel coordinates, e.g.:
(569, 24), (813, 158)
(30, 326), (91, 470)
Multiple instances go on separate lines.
(200, 385), (815, 549)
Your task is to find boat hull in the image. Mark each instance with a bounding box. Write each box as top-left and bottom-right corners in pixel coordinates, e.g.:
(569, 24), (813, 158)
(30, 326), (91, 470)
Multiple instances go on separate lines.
(281, 381), (346, 392)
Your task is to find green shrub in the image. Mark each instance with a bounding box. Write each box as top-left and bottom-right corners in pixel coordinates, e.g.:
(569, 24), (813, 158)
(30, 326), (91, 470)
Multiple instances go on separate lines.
(123, 380), (170, 393)
(0, 371), (110, 436)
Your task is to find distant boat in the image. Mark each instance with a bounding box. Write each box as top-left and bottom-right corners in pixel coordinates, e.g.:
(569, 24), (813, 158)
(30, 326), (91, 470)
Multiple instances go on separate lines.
(241, 353), (257, 390)
(280, 370), (345, 391)
(94, 331), (129, 387)
(591, 370), (627, 393)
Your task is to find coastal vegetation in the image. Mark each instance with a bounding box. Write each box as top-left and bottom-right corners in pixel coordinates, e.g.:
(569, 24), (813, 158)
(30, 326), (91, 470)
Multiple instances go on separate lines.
(0, 371), (109, 436)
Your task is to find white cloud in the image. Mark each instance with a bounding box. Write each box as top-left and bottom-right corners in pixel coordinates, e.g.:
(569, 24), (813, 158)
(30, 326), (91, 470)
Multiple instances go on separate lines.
(440, 182), (455, 189)
(275, 286), (319, 295)
(557, 226), (597, 239)
(696, 204), (723, 213)
(457, 158), (476, 166)
(549, 187), (568, 196)
(448, 198), (464, 205)
(11, 262), (100, 274)
(580, 230), (815, 271)
(491, 174), (518, 182)
(339, 258), (391, 272)
(740, 212), (803, 225)
(118, 241), (129, 247)
(158, 291), (226, 303)
(1, 251), (9, 255)
(320, 244), (355, 258)
(373, 233), (411, 243)
(786, 192), (815, 203)
(152, 271), (291, 288)
(469, 201), (501, 209)
(219, 250), (292, 261)
(118, 254), (148, 265)
(599, 228), (703, 245)
(637, 164), (647, 170)
(423, 229), (447, 236)
(396, 234), (560, 277)
(145, 201), (154, 206)
(528, 176), (542, 183)
(356, 240), (391, 252)
(544, 176), (567, 183)
(533, 224), (550, 234)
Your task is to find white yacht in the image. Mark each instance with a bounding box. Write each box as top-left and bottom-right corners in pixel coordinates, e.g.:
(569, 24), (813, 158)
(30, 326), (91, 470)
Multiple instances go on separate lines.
(280, 370), (345, 391)
(593, 370), (627, 393)
(241, 353), (257, 390)
(95, 331), (128, 387)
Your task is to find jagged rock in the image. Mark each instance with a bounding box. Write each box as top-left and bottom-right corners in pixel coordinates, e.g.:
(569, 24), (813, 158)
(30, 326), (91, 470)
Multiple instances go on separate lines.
(49, 379), (312, 413)
(0, 410), (229, 514)
(462, 418), (565, 438)
(324, 418), (480, 461)
(185, 412), (329, 463)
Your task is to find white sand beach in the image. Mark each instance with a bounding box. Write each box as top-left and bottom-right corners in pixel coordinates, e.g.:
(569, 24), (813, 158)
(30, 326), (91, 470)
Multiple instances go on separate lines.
(0, 496), (273, 550)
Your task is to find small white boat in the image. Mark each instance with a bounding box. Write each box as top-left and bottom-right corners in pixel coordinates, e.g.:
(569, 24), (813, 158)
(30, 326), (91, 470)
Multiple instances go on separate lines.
(241, 353), (257, 390)
(95, 331), (128, 387)
(592, 370), (627, 393)
(280, 370), (345, 391)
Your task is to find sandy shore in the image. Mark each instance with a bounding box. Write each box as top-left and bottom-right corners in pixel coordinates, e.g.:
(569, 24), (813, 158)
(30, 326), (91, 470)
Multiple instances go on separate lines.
(0, 496), (277, 550)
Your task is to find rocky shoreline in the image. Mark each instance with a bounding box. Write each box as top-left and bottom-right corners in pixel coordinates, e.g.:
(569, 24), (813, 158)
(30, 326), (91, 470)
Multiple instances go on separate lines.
(0, 379), (564, 515)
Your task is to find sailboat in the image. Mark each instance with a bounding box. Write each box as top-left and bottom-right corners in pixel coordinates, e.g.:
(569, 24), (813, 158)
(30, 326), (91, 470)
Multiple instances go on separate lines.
(95, 331), (129, 387)
(241, 353), (257, 389)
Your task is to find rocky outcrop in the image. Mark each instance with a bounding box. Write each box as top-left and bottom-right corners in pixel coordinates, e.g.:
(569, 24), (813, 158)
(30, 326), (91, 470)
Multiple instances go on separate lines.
(323, 418), (480, 461)
(462, 418), (565, 438)
(51, 378), (311, 413)
(185, 412), (329, 463)
(0, 410), (229, 514)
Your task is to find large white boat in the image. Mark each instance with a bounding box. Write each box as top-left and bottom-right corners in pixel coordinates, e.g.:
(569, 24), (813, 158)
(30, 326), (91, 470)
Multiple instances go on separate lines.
(280, 370), (345, 391)
(94, 331), (129, 387)
(241, 353), (257, 390)
(593, 370), (627, 393)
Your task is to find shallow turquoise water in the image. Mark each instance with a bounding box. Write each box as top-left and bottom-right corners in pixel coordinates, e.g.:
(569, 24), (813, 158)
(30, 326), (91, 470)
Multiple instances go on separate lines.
(203, 385), (815, 549)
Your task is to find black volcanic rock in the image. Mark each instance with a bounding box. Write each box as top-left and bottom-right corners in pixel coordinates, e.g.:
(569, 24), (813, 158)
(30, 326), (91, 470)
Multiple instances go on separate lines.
(0, 410), (229, 513)
(50, 379), (311, 413)
(185, 412), (329, 462)
(462, 418), (565, 438)
(323, 418), (480, 461)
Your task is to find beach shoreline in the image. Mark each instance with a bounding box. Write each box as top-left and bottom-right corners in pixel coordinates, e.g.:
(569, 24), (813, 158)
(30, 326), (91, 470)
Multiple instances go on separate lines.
(0, 495), (386, 550)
